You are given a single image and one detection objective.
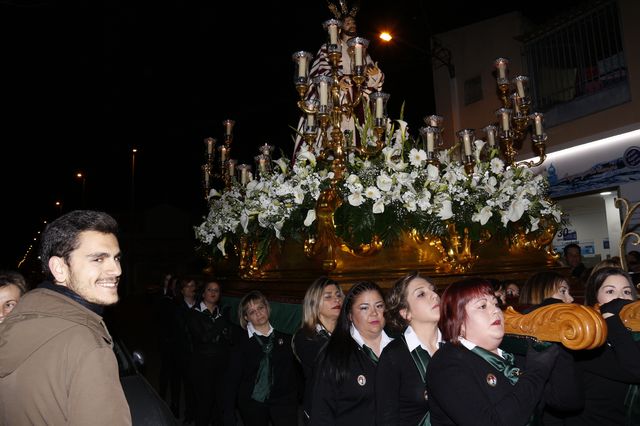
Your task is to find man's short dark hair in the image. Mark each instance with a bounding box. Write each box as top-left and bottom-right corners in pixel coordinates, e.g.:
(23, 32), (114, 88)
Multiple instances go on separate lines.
(563, 243), (581, 257)
(39, 210), (119, 280)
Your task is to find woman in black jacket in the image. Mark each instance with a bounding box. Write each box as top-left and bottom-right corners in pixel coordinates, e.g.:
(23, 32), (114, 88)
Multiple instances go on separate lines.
(426, 278), (582, 426)
(292, 276), (344, 424)
(566, 267), (640, 425)
(310, 281), (393, 426)
(376, 271), (442, 426)
(185, 279), (234, 426)
(224, 290), (300, 426)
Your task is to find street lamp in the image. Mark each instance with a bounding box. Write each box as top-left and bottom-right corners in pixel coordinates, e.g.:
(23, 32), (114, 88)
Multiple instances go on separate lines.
(76, 172), (86, 208)
(131, 148), (137, 215)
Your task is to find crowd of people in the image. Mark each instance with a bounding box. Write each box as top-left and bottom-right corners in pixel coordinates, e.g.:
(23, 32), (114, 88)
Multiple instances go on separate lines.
(1, 209), (639, 426)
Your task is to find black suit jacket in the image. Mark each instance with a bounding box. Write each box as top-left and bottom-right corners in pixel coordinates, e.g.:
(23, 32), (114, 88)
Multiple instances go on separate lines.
(376, 337), (430, 426)
(426, 342), (582, 426)
(224, 328), (300, 426)
(310, 341), (378, 426)
(292, 327), (330, 419)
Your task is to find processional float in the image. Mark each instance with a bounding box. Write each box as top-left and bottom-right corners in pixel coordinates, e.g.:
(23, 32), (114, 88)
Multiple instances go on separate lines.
(194, 5), (640, 348)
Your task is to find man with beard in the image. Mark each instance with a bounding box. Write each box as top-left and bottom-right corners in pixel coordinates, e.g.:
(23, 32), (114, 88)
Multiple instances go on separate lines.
(0, 210), (132, 425)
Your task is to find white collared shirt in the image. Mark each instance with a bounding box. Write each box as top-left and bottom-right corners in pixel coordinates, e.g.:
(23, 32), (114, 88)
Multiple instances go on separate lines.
(247, 322), (274, 338)
(350, 324), (393, 354)
(316, 323), (330, 335)
(458, 336), (509, 360)
(404, 325), (443, 356)
(197, 302), (221, 319)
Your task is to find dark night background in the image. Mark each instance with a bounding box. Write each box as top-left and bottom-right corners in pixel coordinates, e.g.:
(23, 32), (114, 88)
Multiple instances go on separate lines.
(1, 0), (588, 272)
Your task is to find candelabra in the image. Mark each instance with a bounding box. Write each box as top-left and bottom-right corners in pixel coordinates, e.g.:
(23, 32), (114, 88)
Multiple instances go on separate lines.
(417, 58), (548, 173)
(493, 57), (548, 167)
(292, 18), (390, 182)
(202, 119), (236, 198)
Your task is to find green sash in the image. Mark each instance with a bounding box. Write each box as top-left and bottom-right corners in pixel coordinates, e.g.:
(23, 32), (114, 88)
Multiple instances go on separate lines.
(251, 333), (275, 403)
(470, 346), (520, 385)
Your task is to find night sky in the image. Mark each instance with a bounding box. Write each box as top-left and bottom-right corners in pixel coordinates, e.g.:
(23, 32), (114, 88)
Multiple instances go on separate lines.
(1, 0), (588, 268)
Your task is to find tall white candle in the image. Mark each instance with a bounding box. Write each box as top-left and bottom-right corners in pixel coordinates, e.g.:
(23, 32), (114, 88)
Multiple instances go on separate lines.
(307, 113), (315, 128)
(534, 115), (543, 135)
(355, 44), (363, 66)
(220, 147), (228, 163)
(298, 56), (307, 78)
(228, 160), (236, 177)
(512, 95), (520, 114)
(206, 138), (214, 155)
(498, 62), (506, 79)
(319, 81), (328, 106)
(375, 96), (383, 119)
(463, 134), (472, 156)
(329, 25), (338, 44)
(241, 168), (248, 185)
(427, 132), (434, 153)
(487, 130), (495, 147)
(224, 122), (233, 136)
(516, 79), (525, 97)
(259, 158), (268, 173)
(501, 112), (510, 131)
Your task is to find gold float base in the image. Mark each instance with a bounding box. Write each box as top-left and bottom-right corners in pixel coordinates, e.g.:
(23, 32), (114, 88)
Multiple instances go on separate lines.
(208, 230), (562, 302)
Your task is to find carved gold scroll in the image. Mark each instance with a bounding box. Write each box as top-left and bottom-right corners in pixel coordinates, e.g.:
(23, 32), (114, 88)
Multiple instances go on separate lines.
(503, 304), (608, 350)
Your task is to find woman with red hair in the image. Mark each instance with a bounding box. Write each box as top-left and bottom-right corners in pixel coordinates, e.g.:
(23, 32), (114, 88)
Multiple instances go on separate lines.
(426, 278), (582, 425)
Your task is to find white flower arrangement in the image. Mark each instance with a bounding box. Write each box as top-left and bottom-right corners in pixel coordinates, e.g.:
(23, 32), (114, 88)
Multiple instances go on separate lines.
(195, 144), (332, 259)
(196, 115), (562, 263)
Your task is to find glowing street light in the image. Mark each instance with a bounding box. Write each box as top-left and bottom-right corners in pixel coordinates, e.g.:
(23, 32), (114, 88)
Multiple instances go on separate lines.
(379, 31), (392, 42)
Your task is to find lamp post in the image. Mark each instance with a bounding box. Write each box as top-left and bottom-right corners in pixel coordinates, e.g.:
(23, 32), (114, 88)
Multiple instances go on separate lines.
(76, 172), (86, 208)
(128, 147), (138, 296)
(131, 148), (137, 218)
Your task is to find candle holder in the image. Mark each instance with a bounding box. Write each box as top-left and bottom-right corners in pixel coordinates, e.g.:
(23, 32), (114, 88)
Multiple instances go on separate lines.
(457, 129), (476, 174)
(346, 37), (369, 86)
(483, 125), (498, 150)
(202, 163), (213, 199)
(513, 75), (530, 99)
(494, 57), (510, 104)
(293, 51), (313, 98)
(259, 143), (274, 157)
(255, 154), (271, 177)
(237, 164), (252, 186)
(419, 126), (439, 159)
(322, 19), (342, 55)
(223, 119), (235, 144)
(424, 115), (445, 147)
(202, 137), (218, 199)
(227, 159), (237, 186)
